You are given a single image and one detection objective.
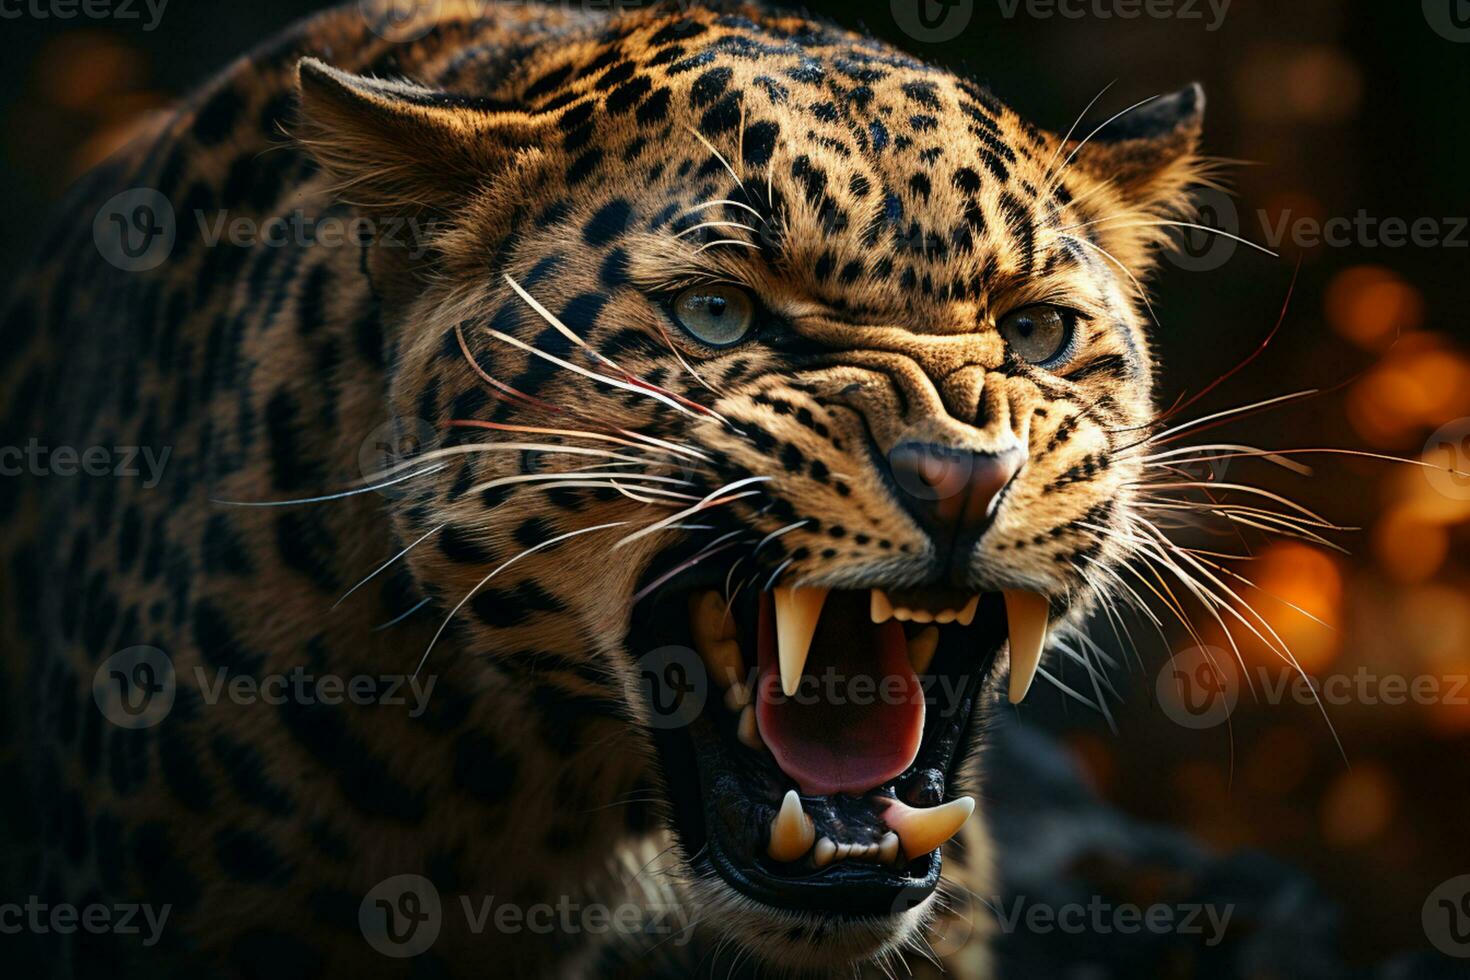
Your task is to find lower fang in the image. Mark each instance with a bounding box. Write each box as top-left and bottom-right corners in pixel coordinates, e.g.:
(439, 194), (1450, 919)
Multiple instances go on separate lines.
(767, 790), (815, 862)
(907, 626), (939, 674)
(880, 796), (975, 859)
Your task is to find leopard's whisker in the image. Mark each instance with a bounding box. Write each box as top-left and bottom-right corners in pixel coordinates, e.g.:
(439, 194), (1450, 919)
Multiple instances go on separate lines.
(693, 237), (762, 255)
(1135, 522), (1349, 759)
(1078, 553), (1164, 631)
(334, 522), (446, 610)
(762, 557), (794, 592)
(595, 480), (699, 504)
(415, 521), (630, 677)
(1035, 661), (1111, 720)
(610, 476), (771, 551)
(648, 315), (734, 405)
(1128, 479), (1333, 524)
(1200, 509), (1348, 551)
(486, 321), (711, 424)
(357, 443), (666, 488)
(1130, 522), (1316, 711)
(1056, 216), (1280, 260)
(372, 597), (431, 632)
(686, 123), (744, 188)
(631, 533), (750, 604)
(1140, 444), (1470, 481)
(210, 462), (447, 507)
(753, 519), (809, 557)
(675, 220), (760, 239)
(1041, 92), (1165, 200)
(1040, 79), (1117, 192)
(1183, 551), (1335, 630)
(501, 274), (732, 424)
(454, 317), (562, 416)
(1135, 498), (1346, 535)
(678, 198), (769, 227)
(447, 418), (713, 462)
(464, 470), (695, 500)
(1107, 389), (1318, 444)
(1056, 233), (1160, 327)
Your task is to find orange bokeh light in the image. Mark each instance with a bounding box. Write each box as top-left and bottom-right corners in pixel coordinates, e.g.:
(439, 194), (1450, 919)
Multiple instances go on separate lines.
(1325, 266), (1424, 352)
(1347, 334), (1470, 447)
(1321, 765), (1396, 846)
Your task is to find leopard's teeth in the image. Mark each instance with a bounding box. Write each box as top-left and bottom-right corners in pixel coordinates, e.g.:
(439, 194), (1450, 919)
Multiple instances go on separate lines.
(907, 626), (939, 675)
(701, 639), (743, 690)
(724, 680), (752, 713)
(887, 598), (980, 624)
(870, 589), (893, 624)
(1002, 590), (1049, 704)
(773, 586), (829, 697)
(737, 704), (763, 750)
(812, 834), (897, 868)
(956, 595), (981, 627)
(767, 790), (815, 862)
(689, 590), (742, 689)
(881, 796), (975, 859)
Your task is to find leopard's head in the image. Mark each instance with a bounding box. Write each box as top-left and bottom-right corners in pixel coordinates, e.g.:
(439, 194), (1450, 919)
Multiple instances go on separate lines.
(298, 3), (1204, 970)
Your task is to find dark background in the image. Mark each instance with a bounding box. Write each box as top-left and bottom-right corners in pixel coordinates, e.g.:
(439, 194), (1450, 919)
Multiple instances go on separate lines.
(2, 0), (1468, 968)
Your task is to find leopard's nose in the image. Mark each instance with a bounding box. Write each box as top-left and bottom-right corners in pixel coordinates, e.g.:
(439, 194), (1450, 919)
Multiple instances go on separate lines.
(888, 443), (1025, 542)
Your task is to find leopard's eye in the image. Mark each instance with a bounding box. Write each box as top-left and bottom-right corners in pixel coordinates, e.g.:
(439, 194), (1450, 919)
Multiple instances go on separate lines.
(670, 285), (756, 348)
(998, 305), (1076, 366)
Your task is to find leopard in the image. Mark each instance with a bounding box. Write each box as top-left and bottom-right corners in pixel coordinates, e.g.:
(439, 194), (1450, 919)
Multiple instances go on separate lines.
(0, 1), (1209, 976)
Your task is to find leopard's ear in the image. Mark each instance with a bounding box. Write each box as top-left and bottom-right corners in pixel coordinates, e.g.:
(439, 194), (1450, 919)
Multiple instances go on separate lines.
(294, 58), (550, 215)
(1069, 84), (1206, 213)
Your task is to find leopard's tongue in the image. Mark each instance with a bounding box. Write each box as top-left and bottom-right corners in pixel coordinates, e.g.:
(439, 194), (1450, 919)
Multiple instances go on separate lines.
(755, 591), (925, 796)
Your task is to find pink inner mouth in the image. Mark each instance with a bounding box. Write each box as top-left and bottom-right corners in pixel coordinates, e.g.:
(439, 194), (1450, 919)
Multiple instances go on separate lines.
(754, 591), (925, 796)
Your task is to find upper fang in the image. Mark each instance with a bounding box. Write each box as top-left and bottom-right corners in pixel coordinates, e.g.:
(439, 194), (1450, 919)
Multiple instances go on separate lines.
(773, 586), (829, 697)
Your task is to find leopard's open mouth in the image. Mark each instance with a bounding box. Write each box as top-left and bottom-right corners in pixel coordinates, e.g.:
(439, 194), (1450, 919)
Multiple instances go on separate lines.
(629, 552), (1039, 916)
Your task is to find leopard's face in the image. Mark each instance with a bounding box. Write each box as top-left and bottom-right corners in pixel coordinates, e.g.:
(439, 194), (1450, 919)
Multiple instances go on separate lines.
(300, 5), (1204, 969)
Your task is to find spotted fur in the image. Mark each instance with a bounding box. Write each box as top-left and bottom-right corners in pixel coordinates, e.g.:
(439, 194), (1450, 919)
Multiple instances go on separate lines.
(0, 2), (1205, 976)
